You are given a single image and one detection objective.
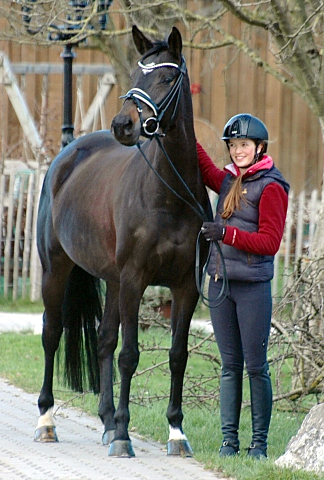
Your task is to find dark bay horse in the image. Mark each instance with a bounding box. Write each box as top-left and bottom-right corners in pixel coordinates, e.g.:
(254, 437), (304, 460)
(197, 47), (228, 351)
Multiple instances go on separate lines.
(35, 25), (210, 457)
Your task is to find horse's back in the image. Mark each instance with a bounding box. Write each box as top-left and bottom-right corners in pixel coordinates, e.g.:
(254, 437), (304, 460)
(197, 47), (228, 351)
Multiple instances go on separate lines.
(38, 129), (136, 245)
(45, 130), (135, 199)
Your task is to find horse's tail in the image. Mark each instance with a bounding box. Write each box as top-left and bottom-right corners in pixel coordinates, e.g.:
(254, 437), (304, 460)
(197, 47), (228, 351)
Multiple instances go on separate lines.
(61, 265), (102, 394)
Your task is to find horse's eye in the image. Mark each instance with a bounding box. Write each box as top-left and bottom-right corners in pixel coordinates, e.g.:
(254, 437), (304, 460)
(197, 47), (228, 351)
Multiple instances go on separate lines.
(163, 76), (174, 85)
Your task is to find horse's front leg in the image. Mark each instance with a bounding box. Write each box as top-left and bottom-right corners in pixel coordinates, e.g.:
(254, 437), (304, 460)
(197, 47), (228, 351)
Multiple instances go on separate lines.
(166, 281), (199, 456)
(108, 277), (142, 457)
(98, 282), (120, 446)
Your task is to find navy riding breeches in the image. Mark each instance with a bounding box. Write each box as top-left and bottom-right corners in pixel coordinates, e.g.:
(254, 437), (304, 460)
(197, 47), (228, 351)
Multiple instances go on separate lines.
(208, 278), (272, 375)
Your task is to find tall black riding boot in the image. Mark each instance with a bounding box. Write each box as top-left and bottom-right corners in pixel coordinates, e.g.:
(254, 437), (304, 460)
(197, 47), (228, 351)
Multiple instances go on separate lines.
(219, 367), (243, 456)
(248, 363), (272, 459)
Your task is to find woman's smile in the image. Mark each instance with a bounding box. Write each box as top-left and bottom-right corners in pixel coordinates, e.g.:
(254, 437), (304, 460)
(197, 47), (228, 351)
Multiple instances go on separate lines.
(228, 138), (259, 172)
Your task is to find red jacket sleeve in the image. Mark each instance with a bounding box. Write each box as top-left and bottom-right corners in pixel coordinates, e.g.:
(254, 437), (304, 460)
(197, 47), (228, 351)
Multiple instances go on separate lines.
(223, 182), (288, 256)
(197, 141), (226, 194)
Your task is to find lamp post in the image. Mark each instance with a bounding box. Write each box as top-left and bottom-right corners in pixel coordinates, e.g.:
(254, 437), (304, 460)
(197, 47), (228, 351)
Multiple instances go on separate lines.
(60, 44), (76, 148)
(23, 0), (112, 149)
(47, 0), (91, 149)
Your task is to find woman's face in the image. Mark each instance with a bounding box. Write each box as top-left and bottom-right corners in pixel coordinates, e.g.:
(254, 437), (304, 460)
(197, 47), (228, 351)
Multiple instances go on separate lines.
(228, 138), (260, 171)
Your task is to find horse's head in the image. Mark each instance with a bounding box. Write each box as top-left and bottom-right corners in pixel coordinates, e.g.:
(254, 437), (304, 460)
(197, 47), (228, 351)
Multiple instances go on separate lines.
(111, 25), (187, 146)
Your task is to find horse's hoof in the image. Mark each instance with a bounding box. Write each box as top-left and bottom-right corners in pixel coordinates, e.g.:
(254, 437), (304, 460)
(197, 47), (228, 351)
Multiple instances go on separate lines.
(102, 429), (115, 446)
(108, 439), (135, 457)
(34, 426), (58, 443)
(167, 439), (193, 456)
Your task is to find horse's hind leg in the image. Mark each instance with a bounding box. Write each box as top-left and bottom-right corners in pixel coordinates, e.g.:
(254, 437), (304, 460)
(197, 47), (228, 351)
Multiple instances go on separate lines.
(98, 281), (120, 446)
(34, 256), (74, 442)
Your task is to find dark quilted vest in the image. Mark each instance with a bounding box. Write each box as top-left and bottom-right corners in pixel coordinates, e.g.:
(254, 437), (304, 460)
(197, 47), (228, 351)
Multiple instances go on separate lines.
(208, 166), (289, 282)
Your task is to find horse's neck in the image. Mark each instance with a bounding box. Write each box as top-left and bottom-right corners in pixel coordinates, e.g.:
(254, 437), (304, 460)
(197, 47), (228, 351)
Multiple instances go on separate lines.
(154, 124), (198, 179)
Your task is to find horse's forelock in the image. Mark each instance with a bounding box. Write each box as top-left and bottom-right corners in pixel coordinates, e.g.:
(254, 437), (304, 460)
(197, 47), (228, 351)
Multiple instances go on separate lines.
(140, 41), (177, 64)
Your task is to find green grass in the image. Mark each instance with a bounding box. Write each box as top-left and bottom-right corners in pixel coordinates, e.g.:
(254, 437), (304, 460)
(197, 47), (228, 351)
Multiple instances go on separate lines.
(0, 330), (322, 480)
(0, 296), (44, 313)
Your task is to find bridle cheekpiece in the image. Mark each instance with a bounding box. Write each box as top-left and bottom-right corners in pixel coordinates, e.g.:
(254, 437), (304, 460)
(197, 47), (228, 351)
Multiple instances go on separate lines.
(120, 55), (186, 137)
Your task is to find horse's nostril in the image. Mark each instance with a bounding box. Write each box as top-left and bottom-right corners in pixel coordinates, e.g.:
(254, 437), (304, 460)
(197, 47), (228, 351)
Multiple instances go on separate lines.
(124, 121), (134, 135)
(111, 116), (134, 138)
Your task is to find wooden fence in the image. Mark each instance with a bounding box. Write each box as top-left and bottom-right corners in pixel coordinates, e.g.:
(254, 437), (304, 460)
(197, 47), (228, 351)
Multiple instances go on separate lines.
(0, 159), (321, 302)
(0, 160), (46, 301)
(273, 189), (320, 298)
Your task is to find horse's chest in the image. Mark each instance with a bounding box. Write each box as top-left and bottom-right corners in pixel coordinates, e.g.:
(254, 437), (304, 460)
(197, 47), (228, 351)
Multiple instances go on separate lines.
(134, 226), (194, 270)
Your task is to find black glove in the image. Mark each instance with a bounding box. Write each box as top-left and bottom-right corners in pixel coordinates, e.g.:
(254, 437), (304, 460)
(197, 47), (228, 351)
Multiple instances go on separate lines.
(201, 222), (225, 242)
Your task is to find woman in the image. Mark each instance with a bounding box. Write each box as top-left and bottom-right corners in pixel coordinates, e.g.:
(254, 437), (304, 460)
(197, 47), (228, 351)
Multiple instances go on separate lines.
(197, 113), (289, 459)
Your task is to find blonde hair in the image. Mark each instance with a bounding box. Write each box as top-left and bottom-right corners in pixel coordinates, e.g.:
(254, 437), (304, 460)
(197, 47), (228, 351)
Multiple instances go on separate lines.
(222, 176), (245, 219)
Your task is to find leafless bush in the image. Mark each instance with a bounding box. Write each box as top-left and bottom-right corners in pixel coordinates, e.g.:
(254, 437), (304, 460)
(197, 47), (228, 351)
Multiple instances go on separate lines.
(270, 257), (324, 410)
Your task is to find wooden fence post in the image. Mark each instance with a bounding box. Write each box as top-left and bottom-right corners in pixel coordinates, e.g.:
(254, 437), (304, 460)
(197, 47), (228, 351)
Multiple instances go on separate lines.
(29, 168), (45, 302)
(295, 190), (305, 262)
(308, 189), (318, 257)
(3, 174), (15, 296)
(0, 175), (4, 283)
(22, 173), (35, 298)
(283, 190), (294, 290)
(12, 175), (25, 300)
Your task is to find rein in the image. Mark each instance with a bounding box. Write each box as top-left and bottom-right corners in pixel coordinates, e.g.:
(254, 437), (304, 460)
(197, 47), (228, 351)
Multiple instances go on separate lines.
(136, 139), (228, 308)
(124, 54), (228, 307)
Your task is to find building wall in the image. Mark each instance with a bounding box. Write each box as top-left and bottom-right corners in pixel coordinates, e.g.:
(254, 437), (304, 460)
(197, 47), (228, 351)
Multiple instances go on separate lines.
(1, 15), (323, 193)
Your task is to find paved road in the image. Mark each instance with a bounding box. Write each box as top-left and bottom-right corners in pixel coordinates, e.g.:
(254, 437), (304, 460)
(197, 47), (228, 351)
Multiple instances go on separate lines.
(0, 312), (44, 334)
(0, 379), (230, 480)
(0, 313), (231, 480)
(0, 312), (213, 335)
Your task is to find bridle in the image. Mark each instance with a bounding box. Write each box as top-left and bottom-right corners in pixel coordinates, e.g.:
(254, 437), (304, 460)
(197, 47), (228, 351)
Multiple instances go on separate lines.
(120, 53), (187, 137)
(120, 51), (228, 306)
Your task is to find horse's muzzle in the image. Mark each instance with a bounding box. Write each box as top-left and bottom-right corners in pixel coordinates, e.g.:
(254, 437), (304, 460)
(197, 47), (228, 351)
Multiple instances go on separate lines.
(111, 114), (139, 146)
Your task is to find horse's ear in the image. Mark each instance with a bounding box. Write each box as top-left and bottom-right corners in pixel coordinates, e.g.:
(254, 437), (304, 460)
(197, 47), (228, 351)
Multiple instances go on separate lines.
(132, 25), (154, 55)
(167, 27), (182, 61)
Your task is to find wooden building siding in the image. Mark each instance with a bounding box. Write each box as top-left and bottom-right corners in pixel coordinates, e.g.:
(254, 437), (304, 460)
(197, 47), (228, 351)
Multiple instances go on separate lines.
(0, 17), (323, 193)
(1, 12), (323, 301)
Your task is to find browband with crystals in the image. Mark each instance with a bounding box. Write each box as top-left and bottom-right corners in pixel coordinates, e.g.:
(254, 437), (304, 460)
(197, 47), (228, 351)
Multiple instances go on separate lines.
(138, 60), (181, 75)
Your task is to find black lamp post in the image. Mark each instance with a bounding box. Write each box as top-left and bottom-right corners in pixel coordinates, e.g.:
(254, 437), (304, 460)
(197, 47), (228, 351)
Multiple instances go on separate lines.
(48, 0), (95, 149)
(23, 0), (112, 149)
(60, 44), (76, 148)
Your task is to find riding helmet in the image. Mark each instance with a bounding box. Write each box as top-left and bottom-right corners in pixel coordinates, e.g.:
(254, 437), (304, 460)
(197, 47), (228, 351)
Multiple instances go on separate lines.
(222, 114), (268, 152)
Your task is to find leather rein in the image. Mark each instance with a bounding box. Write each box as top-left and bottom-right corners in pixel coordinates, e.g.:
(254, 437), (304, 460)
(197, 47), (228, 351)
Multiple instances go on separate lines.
(121, 54), (228, 307)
